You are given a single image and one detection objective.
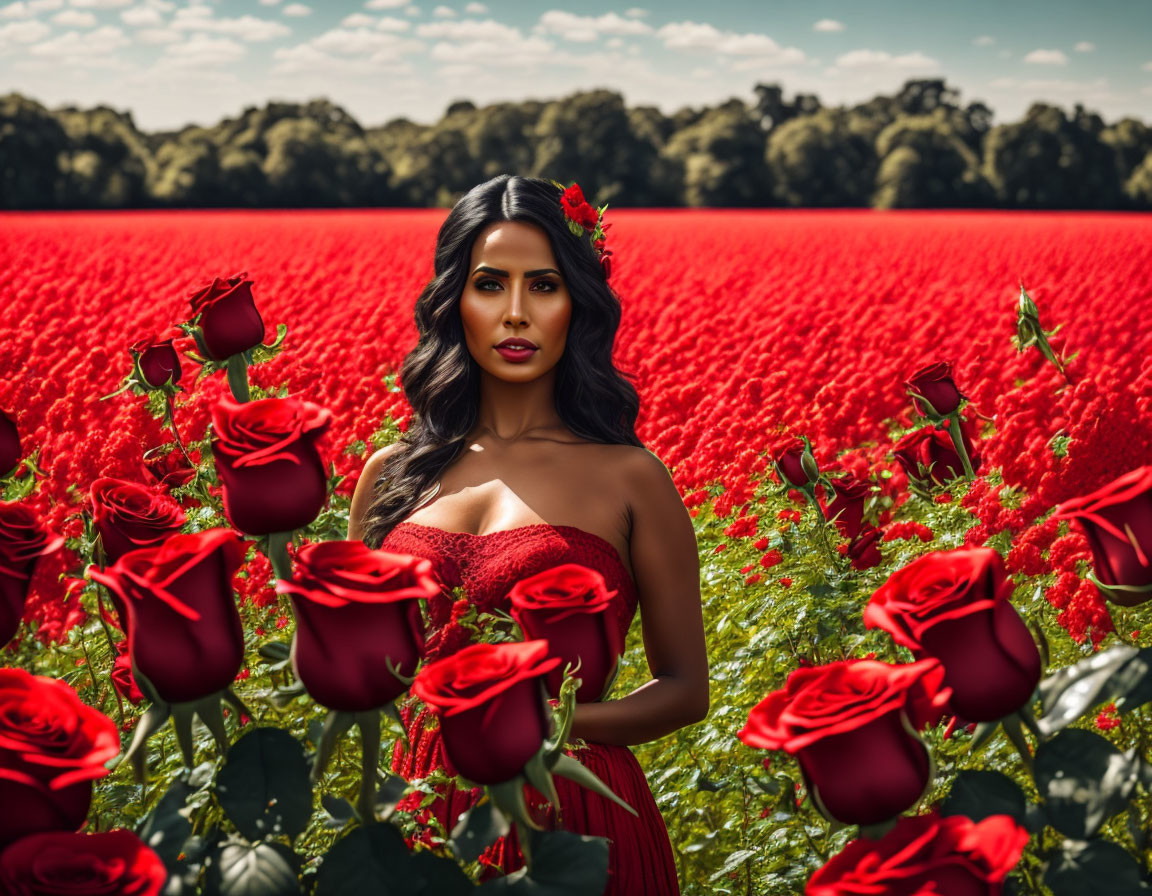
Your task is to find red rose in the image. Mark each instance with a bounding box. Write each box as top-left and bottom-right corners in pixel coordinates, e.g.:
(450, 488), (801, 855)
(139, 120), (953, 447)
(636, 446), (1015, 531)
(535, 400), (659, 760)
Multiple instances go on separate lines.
(87, 528), (247, 704)
(187, 272), (265, 361)
(210, 394), (334, 536)
(508, 563), (624, 703)
(893, 422), (980, 488)
(411, 639), (561, 785)
(0, 501), (65, 648)
(110, 640), (145, 706)
(276, 541), (437, 712)
(129, 336), (182, 389)
(601, 254), (613, 280)
(847, 524), (884, 570)
(738, 658), (950, 825)
(821, 473), (870, 540)
(141, 445), (198, 491)
(1051, 465), (1152, 607)
(89, 478), (187, 565)
(905, 360), (967, 418)
(807, 810), (1029, 896)
(772, 437), (818, 489)
(0, 669), (119, 849)
(0, 408), (19, 477)
(865, 547), (1042, 722)
(0, 829), (167, 895)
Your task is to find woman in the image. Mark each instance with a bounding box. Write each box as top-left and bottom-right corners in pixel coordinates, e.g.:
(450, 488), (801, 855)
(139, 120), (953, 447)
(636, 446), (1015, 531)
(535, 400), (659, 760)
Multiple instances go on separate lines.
(346, 174), (708, 893)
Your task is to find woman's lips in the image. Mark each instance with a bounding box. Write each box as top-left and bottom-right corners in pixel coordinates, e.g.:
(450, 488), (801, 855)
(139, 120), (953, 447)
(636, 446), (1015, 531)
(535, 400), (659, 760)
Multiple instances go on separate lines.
(495, 345), (538, 362)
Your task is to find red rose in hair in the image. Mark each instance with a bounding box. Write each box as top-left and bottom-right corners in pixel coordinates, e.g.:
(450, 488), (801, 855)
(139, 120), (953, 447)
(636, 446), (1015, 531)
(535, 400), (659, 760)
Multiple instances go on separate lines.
(210, 394), (333, 536)
(806, 810), (1029, 896)
(0, 501), (65, 648)
(87, 528), (247, 704)
(276, 540), (437, 712)
(129, 335), (182, 389)
(1051, 465), (1152, 607)
(905, 360), (967, 418)
(0, 829), (167, 895)
(865, 547), (1041, 722)
(738, 658), (950, 825)
(559, 184), (598, 230)
(411, 639), (561, 785)
(508, 563), (624, 703)
(0, 669), (119, 849)
(187, 272), (265, 361)
(0, 408), (20, 477)
(893, 422), (980, 488)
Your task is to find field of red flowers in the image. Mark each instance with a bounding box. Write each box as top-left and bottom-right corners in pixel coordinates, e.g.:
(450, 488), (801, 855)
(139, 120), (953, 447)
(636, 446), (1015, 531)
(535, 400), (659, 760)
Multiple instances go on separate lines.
(4, 209), (1151, 644)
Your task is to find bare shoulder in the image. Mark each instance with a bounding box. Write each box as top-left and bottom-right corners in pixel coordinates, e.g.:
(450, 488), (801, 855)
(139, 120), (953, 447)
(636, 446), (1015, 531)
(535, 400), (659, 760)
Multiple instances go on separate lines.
(613, 445), (678, 518)
(348, 442), (403, 542)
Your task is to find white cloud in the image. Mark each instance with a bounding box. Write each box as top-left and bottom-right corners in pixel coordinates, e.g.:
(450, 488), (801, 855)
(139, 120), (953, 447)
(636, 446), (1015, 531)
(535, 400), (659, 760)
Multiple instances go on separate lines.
(813, 19), (843, 32)
(1141, 85), (1152, 96)
(834, 48), (938, 70)
(1142, 60), (1152, 71)
(69, 0), (132, 7)
(364, 0), (407, 7)
(135, 25), (178, 42)
(624, 7), (646, 16)
(1074, 41), (1095, 52)
(258, 0), (280, 4)
(282, 2), (309, 15)
(432, 4), (453, 16)
(1023, 48), (1067, 65)
(656, 20), (805, 64)
(52, 7), (94, 24)
(155, 33), (246, 67)
(535, 10), (652, 41)
(463, 1), (486, 12)
(270, 40), (414, 74)
(998, 49), (1010, 58)
(120, 4), (161, 26)
(405, 5), (418, 15)
(1, 0), (62, 17)
(341, 11), (373, 26)
(428, 34), (552, 65)
(0, 17), (49, 40)
(29, 23), (128, 54)
(167, 8), (291, 41)
(375, 15), (407, 31)
(972, 35), (994, 46)
(987, 75), (1114, 103)
(415, 16), (520, 40)
(311, 25), (421, 55)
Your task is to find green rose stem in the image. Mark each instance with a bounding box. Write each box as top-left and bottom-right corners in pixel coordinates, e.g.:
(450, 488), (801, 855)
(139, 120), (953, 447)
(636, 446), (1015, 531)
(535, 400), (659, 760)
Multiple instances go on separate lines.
(944, 416), (976, 480)
(226, 353), (250, 403)
(1000, 713), (1035, 773)
(799, 483), (839, 565)
(264, 531), (294, 581)
(162, 393), (195, 469)
(90, 542), (126, 657)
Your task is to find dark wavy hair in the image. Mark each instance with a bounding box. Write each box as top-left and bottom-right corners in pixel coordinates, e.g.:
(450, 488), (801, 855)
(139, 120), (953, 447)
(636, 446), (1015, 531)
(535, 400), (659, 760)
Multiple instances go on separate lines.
(361, 174), (644, 550)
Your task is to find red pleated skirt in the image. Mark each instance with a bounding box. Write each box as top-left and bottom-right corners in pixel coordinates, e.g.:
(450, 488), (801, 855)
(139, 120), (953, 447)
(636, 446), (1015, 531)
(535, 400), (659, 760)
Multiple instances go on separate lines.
(391, 702), (682, 895)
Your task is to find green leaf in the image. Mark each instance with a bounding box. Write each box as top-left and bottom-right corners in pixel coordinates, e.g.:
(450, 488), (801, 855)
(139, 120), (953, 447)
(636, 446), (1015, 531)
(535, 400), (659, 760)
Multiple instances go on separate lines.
(203, 840), (301, 896)
(1043, 838), (1151, 896)
(708, 848), (758, 882)
(1036, 644), (1142, 735)
(941, 770), (1029, 827)
(1034, 729), (1140, 838)
(314, 823), (423, 896)
(214, 727), (313, 842)
(451, 796), (510, 865)
(409, 851), (475, 896)
(475, 829), (609, 895)
(137, 778), (195, 869)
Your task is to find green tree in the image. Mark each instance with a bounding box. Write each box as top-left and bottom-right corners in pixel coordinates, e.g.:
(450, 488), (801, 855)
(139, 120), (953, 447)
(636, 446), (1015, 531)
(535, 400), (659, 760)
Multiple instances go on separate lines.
(0, 93), (70, 209)
(661, 98), (773, 207)
(767, 108), (877, 207)
(55, 105), (153, 208)
(872, 112), (993, 208)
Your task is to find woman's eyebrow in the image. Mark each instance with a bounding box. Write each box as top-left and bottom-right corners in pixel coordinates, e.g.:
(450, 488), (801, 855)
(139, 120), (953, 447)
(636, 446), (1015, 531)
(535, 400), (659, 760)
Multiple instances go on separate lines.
(472, 265), (560, 278)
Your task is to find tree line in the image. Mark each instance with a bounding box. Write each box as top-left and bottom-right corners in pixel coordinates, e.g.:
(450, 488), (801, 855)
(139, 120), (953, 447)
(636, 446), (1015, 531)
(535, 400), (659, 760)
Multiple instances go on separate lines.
(2, 78), (1150, 210)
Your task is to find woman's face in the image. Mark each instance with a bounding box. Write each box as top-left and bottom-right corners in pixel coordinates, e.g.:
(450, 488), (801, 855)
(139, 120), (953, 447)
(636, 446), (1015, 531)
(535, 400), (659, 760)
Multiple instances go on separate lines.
(460, 220), (572, 381)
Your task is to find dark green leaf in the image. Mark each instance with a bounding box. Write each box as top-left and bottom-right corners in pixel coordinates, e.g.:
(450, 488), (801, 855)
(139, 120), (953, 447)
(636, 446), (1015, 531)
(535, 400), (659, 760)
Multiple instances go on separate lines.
(320, 795), (355, 829)
(941, 770), (1029, 826)
(314, 822), (423, 896)
(215, 727), (313, 842)
(375, 771), (411, 818)
(137, 779), (194, 869)
(1034, 729), (1140, 838)
(203, 841), (301, 896)
(1037, 645), (1141, 735)
(475, 829), (609, 895)
(451, 797), (510, 865)
(409, 849), (476, 895)
(1114, 647), (1152, 713)
(257, 641), (291, 662)
(1043, 838), (1151, 896)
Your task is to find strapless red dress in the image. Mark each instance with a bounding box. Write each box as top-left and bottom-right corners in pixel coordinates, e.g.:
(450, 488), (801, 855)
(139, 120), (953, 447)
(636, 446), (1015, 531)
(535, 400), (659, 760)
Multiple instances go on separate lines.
(379, 521), (681, 894)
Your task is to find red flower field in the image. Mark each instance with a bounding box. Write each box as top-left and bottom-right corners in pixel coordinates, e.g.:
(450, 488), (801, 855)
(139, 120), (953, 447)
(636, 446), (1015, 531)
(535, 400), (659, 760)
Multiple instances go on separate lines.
(3, 208), (1152, 647)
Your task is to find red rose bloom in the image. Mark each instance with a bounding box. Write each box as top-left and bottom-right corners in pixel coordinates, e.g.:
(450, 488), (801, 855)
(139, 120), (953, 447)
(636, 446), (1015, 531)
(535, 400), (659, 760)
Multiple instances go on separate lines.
(130, 336), (182, 389)
(209, 394), (334, 536)
(772, 437), (817, 489)
(508, 563), (624, 703)
(276, 541), (438, 712)
(110, 640), (145, 706)
(807, 810), (1030, 896)
(865, 547), (1042, 722)
(0, 829), (167, 895)
(847, 524), (884, 571)
(0, 408), (19, 477)
(893, 422), (980, 488)
(141, 445), (198, 491)
(0, 501), (65, 648)
(738, 658), (950, 825)
(821, 473), (870, 540)
(87, 528), (247, 704)
(905, 360), (967, 418)
(187, 272), (266, 361)
(411, 639), (561, 785)
(0, 669), (119, 849)
(89, 478), (187, 565)
(1051, 465), (1152, 607)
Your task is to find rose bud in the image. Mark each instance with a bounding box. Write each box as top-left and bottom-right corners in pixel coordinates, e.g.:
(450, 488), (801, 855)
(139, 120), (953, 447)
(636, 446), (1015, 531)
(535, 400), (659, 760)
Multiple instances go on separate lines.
(820, 473), (870, 540)
(87, 528), (247, 704)
(865, 547), (1042, 722)
(905, 360), (967, 419)
(893, 423), (980, 489)
(508, 563), (625, 703)
(847, 524), (884, 571)
(807, 810), (1030, 896)
(129, 336), (182, 389)
(187, 272), (266, 361)
(0, 668), (119, 849)
(411, 639), (561, 786)
(1051, 465), (1152, 607)
(111, 640), (145, 706)
(275, 541), (437, 712)
(209, 394), (334, 536)
(773, 436), (819, 489)
(738, 658), (950, 826)
(0, 408), (19, 478)
(0, 501), (65, 648)
(0, 829), (168, 896)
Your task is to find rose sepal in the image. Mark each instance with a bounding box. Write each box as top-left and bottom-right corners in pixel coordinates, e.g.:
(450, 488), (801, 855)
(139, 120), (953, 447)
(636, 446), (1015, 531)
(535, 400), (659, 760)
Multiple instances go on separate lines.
(1086, 569), (1152, 608)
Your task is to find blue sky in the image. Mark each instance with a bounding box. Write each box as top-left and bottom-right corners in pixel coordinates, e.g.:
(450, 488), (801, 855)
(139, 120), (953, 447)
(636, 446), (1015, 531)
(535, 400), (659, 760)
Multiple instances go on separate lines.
(1, 0), (1149, 132)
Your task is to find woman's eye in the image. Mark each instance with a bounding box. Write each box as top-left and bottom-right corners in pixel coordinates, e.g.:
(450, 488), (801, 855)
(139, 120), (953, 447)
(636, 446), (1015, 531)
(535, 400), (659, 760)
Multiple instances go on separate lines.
(475, 279), (559, 292)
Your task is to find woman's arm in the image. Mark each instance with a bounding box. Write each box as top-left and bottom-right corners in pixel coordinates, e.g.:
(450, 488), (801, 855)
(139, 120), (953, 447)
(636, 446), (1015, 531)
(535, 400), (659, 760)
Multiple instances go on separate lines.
(347, 443), (400, 543)
(568, 448), (710, 746)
